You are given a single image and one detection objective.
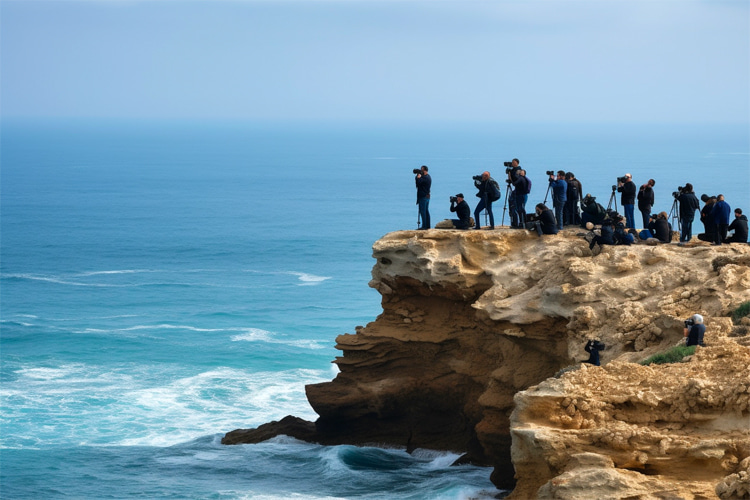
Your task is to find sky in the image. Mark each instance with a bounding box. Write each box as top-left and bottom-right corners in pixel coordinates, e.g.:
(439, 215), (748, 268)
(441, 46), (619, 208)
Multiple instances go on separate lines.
(1, 0), (748, 123)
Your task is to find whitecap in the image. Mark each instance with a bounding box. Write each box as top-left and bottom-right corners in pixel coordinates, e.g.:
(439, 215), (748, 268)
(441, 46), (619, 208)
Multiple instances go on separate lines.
(284, 272), (332, 285)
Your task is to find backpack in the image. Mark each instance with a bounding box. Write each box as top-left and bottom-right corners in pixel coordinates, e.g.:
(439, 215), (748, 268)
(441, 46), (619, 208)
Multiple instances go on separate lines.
(489, 178), (501, 202)
(526, 177), (532, 194)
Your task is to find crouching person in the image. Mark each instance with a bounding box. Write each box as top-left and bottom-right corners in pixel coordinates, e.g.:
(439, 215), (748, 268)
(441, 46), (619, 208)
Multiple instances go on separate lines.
(449, 194), (471, 230)
(531, 203), (558, 236)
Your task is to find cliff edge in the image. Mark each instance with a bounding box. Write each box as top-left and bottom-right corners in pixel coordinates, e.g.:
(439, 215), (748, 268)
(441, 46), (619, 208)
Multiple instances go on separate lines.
(224, 229), (750, 497)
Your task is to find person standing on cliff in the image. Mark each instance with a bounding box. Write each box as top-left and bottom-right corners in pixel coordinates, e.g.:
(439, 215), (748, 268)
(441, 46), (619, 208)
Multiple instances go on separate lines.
(637, 178), (656, 229)
(512, 169), (530, 228)
(449, 193), (471, 230)
(506, 159), (522, 228)
(548, 171), (567, 231)
(473, 171), (500, 230)
(617, 173), (637, 229)
(678, 184), (701, 245)
(711, 194), (731, 246)
(415, 165), (431, 230)
(564, 172), (582, 226)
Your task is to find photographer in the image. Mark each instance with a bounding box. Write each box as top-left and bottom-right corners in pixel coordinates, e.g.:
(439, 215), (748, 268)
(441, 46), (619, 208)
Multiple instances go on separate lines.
(616, 173), (636, 229)
(531, 203), (558, 236)
(683, 314), (705, 347)
(512, 169), (530, 228)
(449, 194), (471, 230)
(473, 171), (500, 230)
(564, 172), (582, 226)
(677, 183), (701, 244)
(581, 194), (607, 227)
(584, 339), (604, 366)
(415, 165), (431, 230)
(647, 211), (672, 243)
(506, 159), (522, 228)
(548, 170), (567, 231)
(637, 178), (656, 229)
(612, 213), (634, 245)
(711, 194), (731, 246)
(726, 208), (748, 243)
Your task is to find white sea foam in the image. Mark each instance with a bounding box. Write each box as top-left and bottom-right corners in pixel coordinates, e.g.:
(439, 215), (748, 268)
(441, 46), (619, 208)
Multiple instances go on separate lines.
(286, 271), (332, 285)
(230, 328), (328, 349)
(1, 363), (328, 449)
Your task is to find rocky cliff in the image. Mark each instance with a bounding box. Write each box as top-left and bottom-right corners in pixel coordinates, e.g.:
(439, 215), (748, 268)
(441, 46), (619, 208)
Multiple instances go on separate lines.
(223, 229), (750, 498)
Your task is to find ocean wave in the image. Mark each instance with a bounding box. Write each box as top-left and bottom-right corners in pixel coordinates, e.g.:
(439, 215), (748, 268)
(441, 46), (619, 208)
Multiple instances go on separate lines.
(243, 269), (332, 286)
(230, 328), (328, 350)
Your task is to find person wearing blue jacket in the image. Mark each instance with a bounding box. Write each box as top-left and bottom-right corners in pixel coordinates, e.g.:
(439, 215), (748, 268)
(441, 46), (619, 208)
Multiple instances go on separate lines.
(548, 170), (567, 231)
(711, 194), (731, 245)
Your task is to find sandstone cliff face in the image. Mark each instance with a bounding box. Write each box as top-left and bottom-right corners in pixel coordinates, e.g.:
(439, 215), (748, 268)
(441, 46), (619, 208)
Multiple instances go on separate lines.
(226, 229), (750, 497)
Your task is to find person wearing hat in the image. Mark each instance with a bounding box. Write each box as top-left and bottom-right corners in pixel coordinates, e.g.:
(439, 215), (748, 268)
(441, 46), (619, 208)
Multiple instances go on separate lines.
(449, 193), (471, 230)
(617, 173), (637, 229)
(684, 314), (706, 347)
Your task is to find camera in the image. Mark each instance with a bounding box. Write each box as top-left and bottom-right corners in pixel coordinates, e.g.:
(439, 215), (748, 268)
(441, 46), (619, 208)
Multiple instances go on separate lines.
(546, 170), (555, 176)
(617, 176), (628, 184)
(472, 175), (483, 181)
(586, 339), (606, 350)
(524, 213), (539, 230)
(684, 318), (695, 328)
(413, 168), (422, 175)
(450, 196), (458, 203)
(672, 186), (684, 199)
(611, 185), (617, 192)
(503, 161), (513, 167)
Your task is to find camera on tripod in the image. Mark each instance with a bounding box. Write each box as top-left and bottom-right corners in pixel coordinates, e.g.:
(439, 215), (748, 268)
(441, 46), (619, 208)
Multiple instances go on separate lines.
(413, 168), (422, 175)
(503, 161), (514, 174)
(546, 170), (555, 176)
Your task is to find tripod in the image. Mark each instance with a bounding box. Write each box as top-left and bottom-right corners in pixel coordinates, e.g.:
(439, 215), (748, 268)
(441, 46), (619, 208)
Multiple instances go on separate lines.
(668, 196), (680, 232)
(606, 186), (618, 213)
(543, 183), (552, 205)
(501, 182), (512, 226)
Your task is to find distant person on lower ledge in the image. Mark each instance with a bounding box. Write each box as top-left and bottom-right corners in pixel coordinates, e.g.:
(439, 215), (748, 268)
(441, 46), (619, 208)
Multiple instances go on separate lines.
(531, 203), (558, 236)
(684, 314), (705, 347)
(449, 194), (471, 230)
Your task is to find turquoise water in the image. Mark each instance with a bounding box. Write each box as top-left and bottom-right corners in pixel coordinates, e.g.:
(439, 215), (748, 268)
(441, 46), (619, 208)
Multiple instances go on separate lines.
(1, 120), (748, 499)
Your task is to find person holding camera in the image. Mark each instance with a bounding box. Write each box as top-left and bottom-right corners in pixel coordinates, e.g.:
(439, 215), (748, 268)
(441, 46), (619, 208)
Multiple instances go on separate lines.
(711, 194), (731, 246)
(473, 171), (500, 230)
(584, 339), (605, 366)
(726, 208), (748, 243)
(415, 165), (431, 230)
(531, 203), (558, 236)
(617, 173), (636, 229)
(637, 178), (656, 229)
(677, 183), (701, 244)
(683, 314), (705, 347)
(548, 170), (567, 231)
(512, 169), (530, 228)
(506, 159), (522, 228)
(449, 194), (471, 230)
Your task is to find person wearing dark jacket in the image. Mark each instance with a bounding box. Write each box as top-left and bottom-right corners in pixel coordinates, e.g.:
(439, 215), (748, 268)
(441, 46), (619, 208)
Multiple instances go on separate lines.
(677, 183), (701, 244)
(564, 172), (583, 226)
(581, 194), (606, 227)
(711, 194), (731, 245)
(637, 178), (655, 229)
(698, 195), (717, 242)
(584, 340), (604, 366)
(449, 194), (471, 230)
(684, 314), (706, 347)
(548, 171), (567, 231)
(415, 165), (431, 230)
(648, 211), (672, 243)
(617, 173), (636, 229)
(506, 159), (523, 228)
(473, 171), (499, 230)
(589, 219), (615, 250)
(726, 208), (749, 243)
(512, 169), (530, 229)
(532, 203), (558, 236)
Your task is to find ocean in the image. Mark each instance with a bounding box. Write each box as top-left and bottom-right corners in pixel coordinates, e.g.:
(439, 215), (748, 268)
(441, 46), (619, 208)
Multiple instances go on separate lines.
(1, 119), (748, 499)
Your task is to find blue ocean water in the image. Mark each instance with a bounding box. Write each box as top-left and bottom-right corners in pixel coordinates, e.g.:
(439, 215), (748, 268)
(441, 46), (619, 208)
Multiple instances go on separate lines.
(1, 119), (748, 499)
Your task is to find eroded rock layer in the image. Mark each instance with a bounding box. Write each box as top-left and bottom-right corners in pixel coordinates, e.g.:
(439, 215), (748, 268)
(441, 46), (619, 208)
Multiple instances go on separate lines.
(224, 229), (750, 497)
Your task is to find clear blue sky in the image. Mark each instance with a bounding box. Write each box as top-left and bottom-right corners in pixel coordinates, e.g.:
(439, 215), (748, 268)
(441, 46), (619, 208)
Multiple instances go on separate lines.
(1, 0), (748, 123)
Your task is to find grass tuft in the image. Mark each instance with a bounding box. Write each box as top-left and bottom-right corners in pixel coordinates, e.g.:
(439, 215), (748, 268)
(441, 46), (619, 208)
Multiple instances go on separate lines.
(640, 345), (696, 366)
(731, 301), (750, 325)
